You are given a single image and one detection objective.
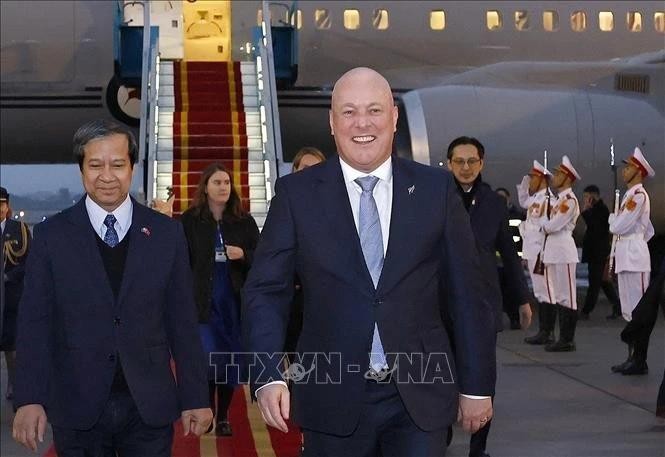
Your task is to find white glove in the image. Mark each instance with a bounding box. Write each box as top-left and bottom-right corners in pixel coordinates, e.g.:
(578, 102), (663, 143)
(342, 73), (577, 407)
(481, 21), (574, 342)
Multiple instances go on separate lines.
(516, 175), (530, 209)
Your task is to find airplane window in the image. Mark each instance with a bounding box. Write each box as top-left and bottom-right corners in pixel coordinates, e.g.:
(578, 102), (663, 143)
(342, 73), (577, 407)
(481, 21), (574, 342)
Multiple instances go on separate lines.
(515, 11), (530, 30)
(543, 11), (559, 31)
(430, 10), (446, 30)
(599, 12), (614, 31)
(627, 12), (642, 32)
(656, 12), (665, 33)
(344, 10), (360, 30)
(290, 9), (303, 29)
(487, 11), (502, 30)
(315, 9), (331, 29)
(373, 9), (389, 30)
(571, 11), (586, 32)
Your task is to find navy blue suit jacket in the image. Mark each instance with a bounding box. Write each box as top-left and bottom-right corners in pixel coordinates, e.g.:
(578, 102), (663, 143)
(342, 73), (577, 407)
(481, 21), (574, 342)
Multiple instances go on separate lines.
(14, 198), (208, 429)
(466, 181), (530, 332)
(243, 156), (496, 435)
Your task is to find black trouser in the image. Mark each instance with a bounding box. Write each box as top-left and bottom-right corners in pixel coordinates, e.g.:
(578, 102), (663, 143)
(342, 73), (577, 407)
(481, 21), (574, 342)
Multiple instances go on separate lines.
(657, 369), (665, 418)
(582, 258), (620, 314)
(53, 390), (173, 457)
(209, 382), (235, 422)
(301, 380), (447, 457)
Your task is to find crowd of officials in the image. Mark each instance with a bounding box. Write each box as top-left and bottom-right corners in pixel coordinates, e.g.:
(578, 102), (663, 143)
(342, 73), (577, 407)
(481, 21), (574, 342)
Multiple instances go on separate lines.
(3, 67), (663, 457)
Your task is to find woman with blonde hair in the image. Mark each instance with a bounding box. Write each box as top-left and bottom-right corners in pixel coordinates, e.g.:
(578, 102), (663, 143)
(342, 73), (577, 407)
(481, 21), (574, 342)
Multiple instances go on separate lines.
(292, 146), (326, 172)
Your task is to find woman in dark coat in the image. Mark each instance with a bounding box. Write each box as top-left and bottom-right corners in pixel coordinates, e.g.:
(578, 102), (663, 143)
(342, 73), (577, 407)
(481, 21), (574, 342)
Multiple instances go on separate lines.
(181, 164), (259, 436)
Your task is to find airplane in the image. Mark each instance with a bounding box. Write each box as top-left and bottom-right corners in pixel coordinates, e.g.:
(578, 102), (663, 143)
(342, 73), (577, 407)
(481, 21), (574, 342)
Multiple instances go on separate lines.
(1, 1), (663, 240)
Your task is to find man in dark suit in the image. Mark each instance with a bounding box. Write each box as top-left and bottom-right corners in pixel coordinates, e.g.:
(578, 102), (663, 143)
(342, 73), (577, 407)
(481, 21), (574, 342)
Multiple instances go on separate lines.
(447, 137), (532, 457)
(1, 186), (31, 401)
(579, 185), (621, 319)
(12, 120), (212, 455)
(243, 68), (496, 456)
(495, 187), (527, 329)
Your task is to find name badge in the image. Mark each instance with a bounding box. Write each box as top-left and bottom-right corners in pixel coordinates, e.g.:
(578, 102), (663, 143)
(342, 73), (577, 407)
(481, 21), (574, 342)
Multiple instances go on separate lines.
(215, 248), (227, 263)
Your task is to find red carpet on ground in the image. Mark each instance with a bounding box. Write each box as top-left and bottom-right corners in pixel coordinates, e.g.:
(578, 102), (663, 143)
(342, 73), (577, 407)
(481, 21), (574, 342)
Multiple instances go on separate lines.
(43, 386), (302, 457)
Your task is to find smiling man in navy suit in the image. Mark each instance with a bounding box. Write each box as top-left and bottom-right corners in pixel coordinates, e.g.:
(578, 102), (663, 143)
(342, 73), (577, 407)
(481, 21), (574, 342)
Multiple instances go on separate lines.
(12, 120), (212, 455)
(243, 68), (496, 456)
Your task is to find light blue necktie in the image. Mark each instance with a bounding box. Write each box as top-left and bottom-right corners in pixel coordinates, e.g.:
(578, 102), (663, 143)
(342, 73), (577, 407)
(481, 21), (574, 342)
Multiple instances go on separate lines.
(355, 176), (387, 372)
(103, 214), (119, 248)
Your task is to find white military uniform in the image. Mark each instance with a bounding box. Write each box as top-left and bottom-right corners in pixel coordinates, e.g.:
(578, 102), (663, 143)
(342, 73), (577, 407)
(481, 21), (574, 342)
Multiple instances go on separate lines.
(609, 182), (653, 321)
(541, 187), (580, 310)
(517, 161), (554, 303)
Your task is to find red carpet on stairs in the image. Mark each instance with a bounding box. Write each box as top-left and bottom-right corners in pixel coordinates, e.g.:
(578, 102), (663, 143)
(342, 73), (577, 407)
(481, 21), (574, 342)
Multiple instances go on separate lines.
(171, 61), (250, 215)
(43, 386), (302, 457)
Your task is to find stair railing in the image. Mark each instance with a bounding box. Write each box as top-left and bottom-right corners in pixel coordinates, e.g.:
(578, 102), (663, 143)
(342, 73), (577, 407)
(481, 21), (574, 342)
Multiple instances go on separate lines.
(254, 0), (284, 201)
(133, 4), (160, 205)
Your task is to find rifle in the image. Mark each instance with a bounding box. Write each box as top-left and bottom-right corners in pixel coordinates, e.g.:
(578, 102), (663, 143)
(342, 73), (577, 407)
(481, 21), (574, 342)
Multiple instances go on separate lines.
(533, 149), (551, 275)
(608, 138), (621, 274)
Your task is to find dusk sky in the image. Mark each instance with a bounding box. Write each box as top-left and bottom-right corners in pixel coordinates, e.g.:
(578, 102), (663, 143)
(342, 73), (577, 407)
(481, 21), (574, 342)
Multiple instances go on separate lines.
(0, 164), (145, 195)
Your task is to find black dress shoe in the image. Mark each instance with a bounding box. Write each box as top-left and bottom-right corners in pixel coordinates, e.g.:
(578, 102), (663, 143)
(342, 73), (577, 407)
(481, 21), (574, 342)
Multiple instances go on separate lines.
(606, 310), (620, 319)
(524, 331), (554, 345)
(611, 358), (632, 373)
(545, 340), (576, 352)
(620, 360), (648, 375)
(215, 421), (233, 437)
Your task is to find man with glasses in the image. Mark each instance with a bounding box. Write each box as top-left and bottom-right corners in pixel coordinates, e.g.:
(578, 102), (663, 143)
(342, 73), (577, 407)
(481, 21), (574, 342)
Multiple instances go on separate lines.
(446, 136), (532, 457)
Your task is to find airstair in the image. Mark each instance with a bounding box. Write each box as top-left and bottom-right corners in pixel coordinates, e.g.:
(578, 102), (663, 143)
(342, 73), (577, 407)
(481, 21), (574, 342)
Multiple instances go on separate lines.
(119, 0), (289, 229)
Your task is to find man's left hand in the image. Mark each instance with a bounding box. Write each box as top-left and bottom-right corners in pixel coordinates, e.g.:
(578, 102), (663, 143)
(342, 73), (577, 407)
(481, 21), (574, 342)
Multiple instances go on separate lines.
(457, 396), (493, 434)
(519, 303), (533, 329)
(181, 408), (213, 436)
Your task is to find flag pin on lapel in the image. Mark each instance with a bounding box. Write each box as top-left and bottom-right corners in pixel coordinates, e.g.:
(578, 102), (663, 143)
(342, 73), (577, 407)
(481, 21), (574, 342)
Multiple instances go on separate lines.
(408, 185), (415, 195)
(141, 227), (151, 237)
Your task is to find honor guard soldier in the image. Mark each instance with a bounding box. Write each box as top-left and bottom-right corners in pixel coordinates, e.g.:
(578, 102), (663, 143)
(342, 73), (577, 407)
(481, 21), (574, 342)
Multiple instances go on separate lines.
(540, 156), (581, 352)
(518, 161), (557, 345)
(609, 147), (654, 375)
(0, 186), (31, 400)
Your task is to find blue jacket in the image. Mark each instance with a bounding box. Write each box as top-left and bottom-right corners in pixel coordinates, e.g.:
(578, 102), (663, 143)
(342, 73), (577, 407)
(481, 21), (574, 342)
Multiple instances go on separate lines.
(243, 155), (496, 435)
(14, 198), (208, 428)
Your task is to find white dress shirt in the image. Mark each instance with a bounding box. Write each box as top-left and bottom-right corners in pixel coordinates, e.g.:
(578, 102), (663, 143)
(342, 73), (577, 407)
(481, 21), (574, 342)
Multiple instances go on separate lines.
(339, 156), (393, 255)
(85, 194), (133, 243)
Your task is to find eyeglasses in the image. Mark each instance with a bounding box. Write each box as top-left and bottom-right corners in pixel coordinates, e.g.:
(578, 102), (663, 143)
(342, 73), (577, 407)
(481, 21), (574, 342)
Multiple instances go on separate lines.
(450, 158), (482, 167)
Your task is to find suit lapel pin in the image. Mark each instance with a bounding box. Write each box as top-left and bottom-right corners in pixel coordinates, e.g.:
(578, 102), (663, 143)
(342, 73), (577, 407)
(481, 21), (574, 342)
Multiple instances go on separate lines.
(141, 227), (151, 237)
(408, 185), (415, 195)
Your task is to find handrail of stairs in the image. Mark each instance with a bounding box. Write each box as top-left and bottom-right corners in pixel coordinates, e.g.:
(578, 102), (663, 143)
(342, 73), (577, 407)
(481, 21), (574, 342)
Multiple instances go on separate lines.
(255, 0), (284, 201)
(135, 5), (160, 205)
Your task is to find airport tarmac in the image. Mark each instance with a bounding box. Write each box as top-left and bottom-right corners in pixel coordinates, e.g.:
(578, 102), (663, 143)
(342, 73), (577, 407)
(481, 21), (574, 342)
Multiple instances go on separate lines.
(1, 296), (663, 457)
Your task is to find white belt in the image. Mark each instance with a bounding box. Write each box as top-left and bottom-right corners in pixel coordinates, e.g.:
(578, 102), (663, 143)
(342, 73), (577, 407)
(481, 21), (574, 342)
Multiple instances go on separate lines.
(617, 233), (644, 241)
